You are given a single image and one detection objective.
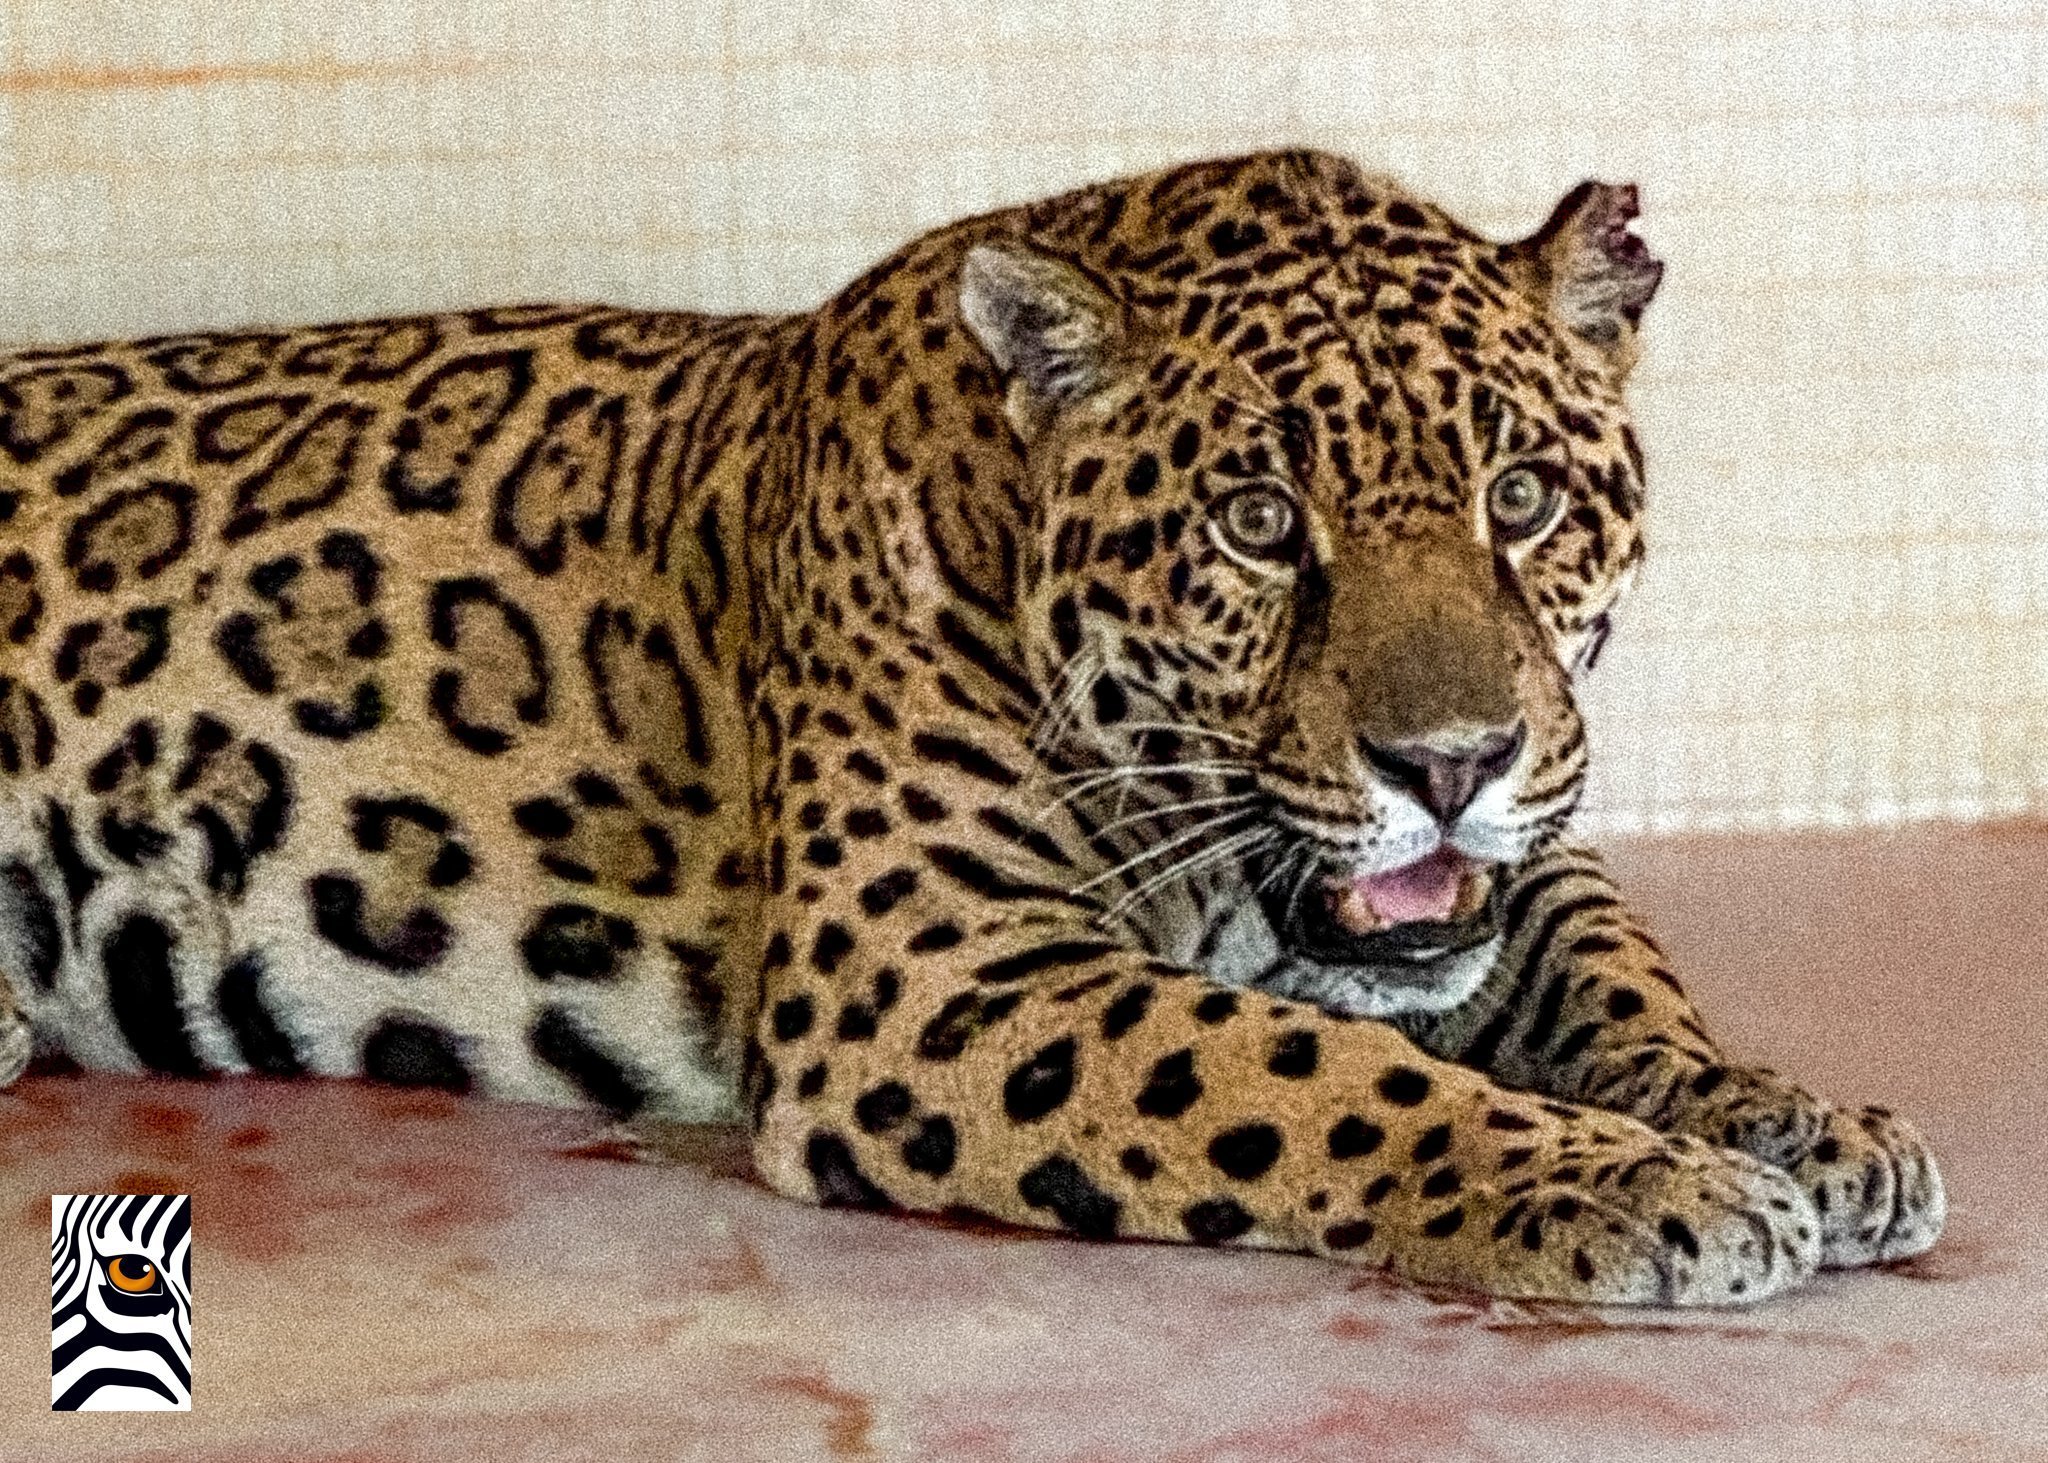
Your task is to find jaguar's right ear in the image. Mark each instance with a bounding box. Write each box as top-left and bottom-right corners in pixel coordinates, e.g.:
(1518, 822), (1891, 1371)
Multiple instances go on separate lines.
(958, 244), (1124, 439)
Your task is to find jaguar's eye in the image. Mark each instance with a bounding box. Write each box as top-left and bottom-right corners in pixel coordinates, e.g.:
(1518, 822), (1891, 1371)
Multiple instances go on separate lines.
(1213, 486), (1302, 562)
(1487, 464), (1565, 543)
(105, 1255), (159, 1294)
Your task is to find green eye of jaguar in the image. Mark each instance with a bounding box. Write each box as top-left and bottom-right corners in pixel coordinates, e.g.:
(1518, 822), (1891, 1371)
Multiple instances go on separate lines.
(1216, 487), (1299, 559)
(1487, 465), (1561, 541)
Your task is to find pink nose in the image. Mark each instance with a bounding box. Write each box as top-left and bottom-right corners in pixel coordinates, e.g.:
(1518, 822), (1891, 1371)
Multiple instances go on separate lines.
(1359, 723), (1526, 823)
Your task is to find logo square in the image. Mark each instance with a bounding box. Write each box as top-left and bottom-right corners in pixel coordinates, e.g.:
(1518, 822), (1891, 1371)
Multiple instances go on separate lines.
(51, 1194), (192, 1411)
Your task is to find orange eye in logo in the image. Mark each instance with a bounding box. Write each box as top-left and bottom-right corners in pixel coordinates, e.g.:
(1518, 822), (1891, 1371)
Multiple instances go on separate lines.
(104, 1256), (158, 1294)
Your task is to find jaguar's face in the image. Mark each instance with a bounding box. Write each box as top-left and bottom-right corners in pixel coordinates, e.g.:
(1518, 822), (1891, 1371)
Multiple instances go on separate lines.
(960, 166), (1660, 1007)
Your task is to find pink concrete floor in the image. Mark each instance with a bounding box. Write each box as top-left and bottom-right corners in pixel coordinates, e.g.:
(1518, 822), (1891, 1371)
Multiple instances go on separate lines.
(4, 824), (2046, 1461)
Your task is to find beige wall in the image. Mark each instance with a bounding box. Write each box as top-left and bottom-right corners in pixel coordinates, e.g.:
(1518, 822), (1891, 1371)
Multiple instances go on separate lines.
(2, 0), (2043, 835)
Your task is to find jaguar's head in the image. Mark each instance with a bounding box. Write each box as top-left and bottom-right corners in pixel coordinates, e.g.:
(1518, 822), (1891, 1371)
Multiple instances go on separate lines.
(959, 154), (1661, 1012)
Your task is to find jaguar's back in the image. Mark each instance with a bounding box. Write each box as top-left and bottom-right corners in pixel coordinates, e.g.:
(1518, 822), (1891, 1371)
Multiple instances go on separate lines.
(0, 306), (788, 1118)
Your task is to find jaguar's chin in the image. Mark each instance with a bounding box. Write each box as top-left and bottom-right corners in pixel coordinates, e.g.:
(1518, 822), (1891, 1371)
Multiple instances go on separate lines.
(1257, 932), (1506, 1019)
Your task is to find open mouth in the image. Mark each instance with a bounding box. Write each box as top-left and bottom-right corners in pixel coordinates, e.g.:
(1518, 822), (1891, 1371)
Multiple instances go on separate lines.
(1256, 844), (1503, 966)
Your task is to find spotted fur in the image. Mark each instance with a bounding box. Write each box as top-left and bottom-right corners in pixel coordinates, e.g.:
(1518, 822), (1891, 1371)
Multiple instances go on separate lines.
(0, 151), (1941, 1302)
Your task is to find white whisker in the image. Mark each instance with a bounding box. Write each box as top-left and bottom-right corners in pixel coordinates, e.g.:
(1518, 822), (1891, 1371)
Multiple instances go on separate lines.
(1105, 827), (1277, 921)
(1116, 720), (1257, 749)
(1092, 790), (1260, 838)
(1071, 807), (1255, 896)
(1251, 837), (1306, 901)
(1044, 758), (1251, 789)
(1284, 850), (1322, 931)
(1030, 647), (1105, 755)
(1033, 759), (1253, 821)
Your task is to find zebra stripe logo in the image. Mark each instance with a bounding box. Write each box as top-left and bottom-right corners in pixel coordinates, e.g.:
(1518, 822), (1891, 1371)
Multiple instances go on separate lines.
(51, 1193), (193, 1411)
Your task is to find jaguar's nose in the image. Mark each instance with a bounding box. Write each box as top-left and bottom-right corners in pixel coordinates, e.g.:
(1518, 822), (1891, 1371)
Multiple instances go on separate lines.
(1359, 722), (1526, 823)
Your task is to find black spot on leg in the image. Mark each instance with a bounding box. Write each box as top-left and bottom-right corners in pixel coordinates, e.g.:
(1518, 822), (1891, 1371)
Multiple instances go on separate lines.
(1194, 989), (1238, 1023)
(835, 1001), (877, 1041)
(1328, 1116), (1384, 1159)
(1420, 1167), (1463, 1198)
(1004, 1037), (1077, 1123)
(1376, 1066), (1432, 1106)
(915, 989), (1024, 1061)
(854, 1080), (914, 1134)
(1411, 1123), (1453, 1163)
(858, 868), (917, 916)
(1183, 1197), (1255, 1245)
(805, 1130), (894, 1210)
(1659, 1215), (1702, 1260)
(1208, 1123), (1283, 1180)
(972, 939), (1118, 984)
(1135, 1048), (1202, 1118)
(772, 994), (815, 1042)
(102, 913), (206, 1077)
(901, 1115), (957, 1176)
(1053, 970), (1116, 1003)
(908, 922), (962, 954)
(360, 1013), (472, 1093)
(1100, 981), (1153, 1040)
(1267, 1029), (1318, 1078)
(811, 922), (855, 974)
(1422, 1206), (1468, 1238)
(1017, 1155), (1120, 1239)
(1324, 1219), (1376, 1251)
(1606, 986), (1646, 1020)
(1118, 1145), (1158, 1180)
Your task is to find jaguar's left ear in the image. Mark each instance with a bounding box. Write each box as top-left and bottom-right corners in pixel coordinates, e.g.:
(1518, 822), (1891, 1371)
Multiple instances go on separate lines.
(958, 243), (1125, 439)
(1503, 181), (1663, 363)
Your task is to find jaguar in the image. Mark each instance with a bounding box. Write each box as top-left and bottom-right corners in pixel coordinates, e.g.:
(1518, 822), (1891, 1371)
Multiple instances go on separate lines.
(0, 149), (1943, 1303)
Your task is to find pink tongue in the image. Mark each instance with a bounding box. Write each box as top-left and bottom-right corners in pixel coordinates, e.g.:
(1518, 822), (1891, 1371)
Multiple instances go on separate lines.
(1334, 847), (1467, 931)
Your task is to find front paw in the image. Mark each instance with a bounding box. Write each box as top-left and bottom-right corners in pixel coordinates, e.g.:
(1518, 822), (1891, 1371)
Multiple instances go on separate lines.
(1792, 1104), (1946, 1269)
(1662, 1061), (1828, 1169)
